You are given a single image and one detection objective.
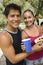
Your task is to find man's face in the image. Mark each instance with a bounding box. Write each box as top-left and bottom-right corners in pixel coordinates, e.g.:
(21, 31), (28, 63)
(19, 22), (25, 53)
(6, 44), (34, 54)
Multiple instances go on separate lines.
(6, 9), (21, 29)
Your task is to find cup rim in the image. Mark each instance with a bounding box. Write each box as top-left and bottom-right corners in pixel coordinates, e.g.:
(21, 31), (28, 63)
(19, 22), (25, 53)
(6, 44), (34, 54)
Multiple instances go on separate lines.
(22, 38), (31, 41)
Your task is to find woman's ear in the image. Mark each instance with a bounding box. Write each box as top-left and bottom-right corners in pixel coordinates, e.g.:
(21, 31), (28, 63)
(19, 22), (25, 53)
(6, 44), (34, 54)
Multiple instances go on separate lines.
(34, 17), (35, 21)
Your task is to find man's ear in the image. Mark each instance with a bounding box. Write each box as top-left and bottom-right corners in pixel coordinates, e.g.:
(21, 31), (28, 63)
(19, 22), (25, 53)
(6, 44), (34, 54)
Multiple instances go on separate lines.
(4, 16), (8, 23)
(5, 15), (8, 20)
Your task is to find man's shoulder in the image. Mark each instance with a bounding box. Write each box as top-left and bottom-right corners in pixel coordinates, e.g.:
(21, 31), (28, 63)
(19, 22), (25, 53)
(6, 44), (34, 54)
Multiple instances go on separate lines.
(18, 28), (22, 32)
(0, 31), (11, 43)
(0, 31), (12, 48)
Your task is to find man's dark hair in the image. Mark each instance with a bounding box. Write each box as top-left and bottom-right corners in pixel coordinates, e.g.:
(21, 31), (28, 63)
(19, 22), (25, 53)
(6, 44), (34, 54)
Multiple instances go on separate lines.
(3, 3), (21, 17)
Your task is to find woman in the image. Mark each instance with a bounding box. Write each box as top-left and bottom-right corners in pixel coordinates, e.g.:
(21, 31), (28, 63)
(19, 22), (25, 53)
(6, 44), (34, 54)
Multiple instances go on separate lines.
(22, 9), (43, 65)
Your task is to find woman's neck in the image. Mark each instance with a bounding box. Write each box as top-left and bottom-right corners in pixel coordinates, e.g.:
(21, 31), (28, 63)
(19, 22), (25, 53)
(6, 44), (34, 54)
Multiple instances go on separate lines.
(26, 25), (34, 30)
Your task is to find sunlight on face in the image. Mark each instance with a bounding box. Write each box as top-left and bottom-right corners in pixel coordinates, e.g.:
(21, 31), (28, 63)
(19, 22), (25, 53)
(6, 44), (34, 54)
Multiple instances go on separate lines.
(6, 9), (21, 29)
(24, 11), (34, 27)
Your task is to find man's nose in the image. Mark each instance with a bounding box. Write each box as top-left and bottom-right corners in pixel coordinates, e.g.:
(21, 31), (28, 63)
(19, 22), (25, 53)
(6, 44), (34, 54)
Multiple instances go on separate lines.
(14, 16), (18, 20)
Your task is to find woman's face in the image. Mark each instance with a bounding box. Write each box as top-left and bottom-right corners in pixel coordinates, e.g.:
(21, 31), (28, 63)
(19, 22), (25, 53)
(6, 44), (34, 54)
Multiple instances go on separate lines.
(23, 11), (34, 27)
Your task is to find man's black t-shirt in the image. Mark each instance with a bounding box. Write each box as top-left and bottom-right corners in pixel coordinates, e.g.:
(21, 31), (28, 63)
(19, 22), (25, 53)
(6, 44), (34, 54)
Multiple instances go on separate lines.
(4, 28), (24, 65)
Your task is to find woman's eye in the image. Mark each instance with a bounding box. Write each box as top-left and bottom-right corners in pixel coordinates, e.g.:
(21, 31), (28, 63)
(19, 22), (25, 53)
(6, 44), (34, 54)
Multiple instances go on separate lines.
(24, 16), (31, 19)
(28, 16), (31, 18)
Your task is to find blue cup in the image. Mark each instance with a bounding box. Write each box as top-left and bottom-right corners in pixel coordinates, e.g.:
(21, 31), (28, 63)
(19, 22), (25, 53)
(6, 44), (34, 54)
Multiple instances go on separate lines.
(22, 38), (32, 53)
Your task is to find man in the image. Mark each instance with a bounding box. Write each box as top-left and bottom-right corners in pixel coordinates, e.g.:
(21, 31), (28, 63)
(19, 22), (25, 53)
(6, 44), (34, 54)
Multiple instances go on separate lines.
(0, 3), (43, 65)
(34, 14), (39, 25)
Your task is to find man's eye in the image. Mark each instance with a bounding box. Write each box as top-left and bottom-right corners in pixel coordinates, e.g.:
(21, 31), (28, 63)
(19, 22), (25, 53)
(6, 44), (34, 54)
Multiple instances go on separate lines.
(10, 15), (15, 17)
(24, 17), (26, 19)
(17, 15), (20, 17)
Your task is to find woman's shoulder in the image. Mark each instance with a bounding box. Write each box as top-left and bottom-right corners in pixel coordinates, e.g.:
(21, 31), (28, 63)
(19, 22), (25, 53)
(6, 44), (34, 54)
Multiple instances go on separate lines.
(22, 28), (28, 39)
(22, 28), (27, 34)
(35, 25), (42, 34)
(35, 25), (40, 28)
(35, 25), (41, 31)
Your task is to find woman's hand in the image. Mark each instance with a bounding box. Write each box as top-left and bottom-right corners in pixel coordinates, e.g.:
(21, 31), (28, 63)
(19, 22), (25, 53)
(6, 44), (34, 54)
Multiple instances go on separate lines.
(32, 42), (43, 53)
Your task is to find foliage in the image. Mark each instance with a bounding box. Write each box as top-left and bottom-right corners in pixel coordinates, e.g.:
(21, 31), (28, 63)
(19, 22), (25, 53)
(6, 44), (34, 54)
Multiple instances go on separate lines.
(0, 0), (43, 28)
(22, 2), (36, 15)
(2, 0), (10, 6)
(0, 14), (7, 27)
(2, 0), (43, 16)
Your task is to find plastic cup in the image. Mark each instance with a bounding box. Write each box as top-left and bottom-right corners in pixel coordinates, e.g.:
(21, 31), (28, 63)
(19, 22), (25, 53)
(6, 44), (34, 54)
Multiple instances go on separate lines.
(22, 38), (32, 53)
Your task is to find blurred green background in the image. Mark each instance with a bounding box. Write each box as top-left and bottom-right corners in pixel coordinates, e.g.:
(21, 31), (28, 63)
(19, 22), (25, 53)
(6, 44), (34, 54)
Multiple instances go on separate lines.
(0, 0), (43, 31)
